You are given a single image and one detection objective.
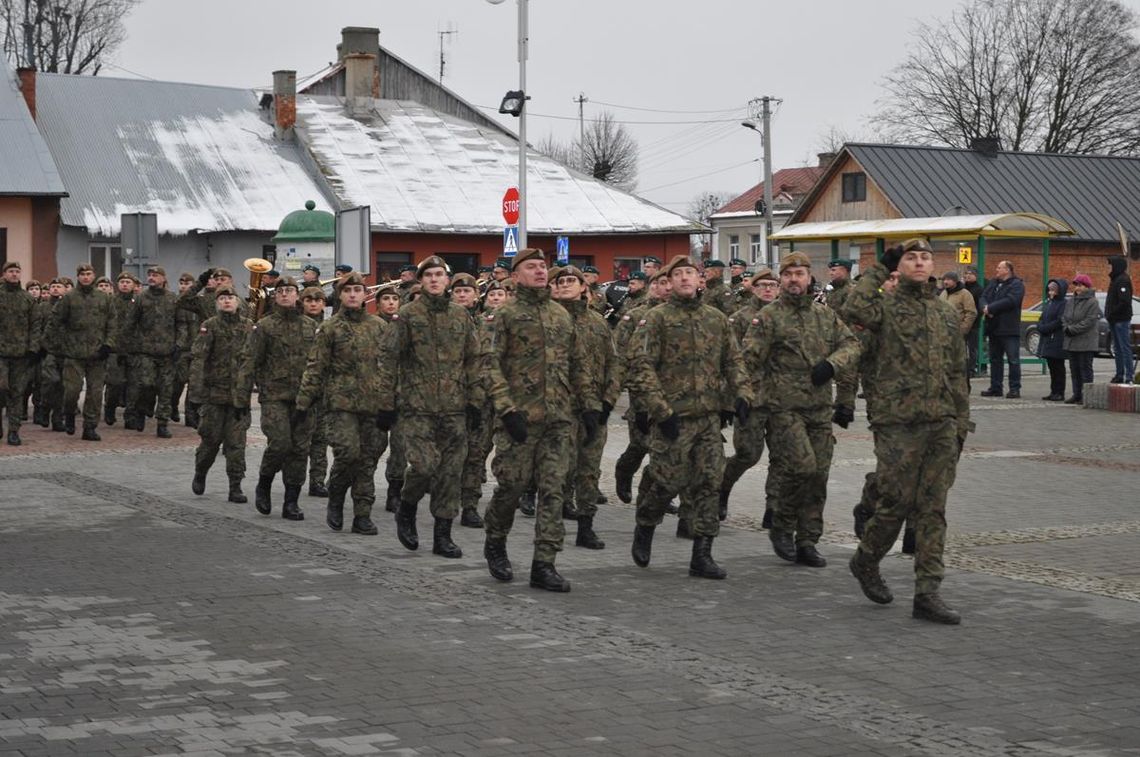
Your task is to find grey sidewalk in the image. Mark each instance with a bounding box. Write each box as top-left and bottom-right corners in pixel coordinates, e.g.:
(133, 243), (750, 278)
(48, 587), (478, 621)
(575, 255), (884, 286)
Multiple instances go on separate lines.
(1, 364), (1138, 755)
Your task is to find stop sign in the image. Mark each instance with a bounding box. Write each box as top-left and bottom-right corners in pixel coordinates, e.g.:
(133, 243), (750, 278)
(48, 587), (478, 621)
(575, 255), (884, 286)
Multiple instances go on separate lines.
(502, 187), (520, 225)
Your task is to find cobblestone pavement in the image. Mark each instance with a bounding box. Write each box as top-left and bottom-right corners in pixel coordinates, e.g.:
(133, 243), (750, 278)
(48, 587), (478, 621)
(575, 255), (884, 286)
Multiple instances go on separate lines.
(1, 366), (1138, 755)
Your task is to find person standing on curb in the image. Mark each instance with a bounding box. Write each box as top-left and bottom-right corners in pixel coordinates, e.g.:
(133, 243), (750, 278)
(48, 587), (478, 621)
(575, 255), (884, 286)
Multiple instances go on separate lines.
(979, 261), (1025, 399)
(1035, 278), (1069, 401)
(1062, 274), (1100, 404)
(1105, 255), (1134, 384)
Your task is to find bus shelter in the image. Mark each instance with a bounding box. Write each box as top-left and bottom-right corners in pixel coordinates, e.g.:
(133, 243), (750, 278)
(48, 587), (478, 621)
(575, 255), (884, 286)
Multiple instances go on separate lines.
(770, 213), (1076, 372)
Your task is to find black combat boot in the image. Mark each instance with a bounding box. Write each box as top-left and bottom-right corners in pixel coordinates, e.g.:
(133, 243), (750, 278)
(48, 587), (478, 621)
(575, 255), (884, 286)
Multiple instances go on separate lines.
(351, 514), (378, 535)
(51, 411), (65, 432)
(7, 429), (21, 446)
(33, 406), (48, 427)
(913, 593), (961, 625)
(191, 466), (208, 496)
(122, 413), (136, 431)
(170, 406), (180, 423)
(761, 507), (773, 529)
(689, 536), (727, 579)
(596, 493), (608, 504)
(81, 424), (101, 442)
(663, 500), (679, 515)
(64, 413), (75, 435)
(676, 518), (693, 539)
(185, 405), (199, 428)
(254, 473), (274, 515)
(529, 560), (571, 592)
(901, 527), (916, 555)
(484, 537), (513, 581)
(795, 544), (827, 568)
(562, 498), (579, 521)
(156, 423), (172, 439)
(718, 488), (729, 521)
(227, 478), (247, 504)
(281, 485), (304, 521)
(631, 524), (655, 567)
(103, 404), (116, 426)
(384, 478), (403, 513)
(769, 529), (796, 562)
(848, 549), (893, 605)
(134, 414), (146, 433)
(614, 464), (633, 504)
(853, 503), (872, 538)
(395, 500), (419, 550)
(518, 490), (536, 517)
(432, 517), (462, 558)
(326, 484), (346, 531)
(308, 480), (328, 497)
(459, 507), (484, 528)
(575, 515), (605, 549)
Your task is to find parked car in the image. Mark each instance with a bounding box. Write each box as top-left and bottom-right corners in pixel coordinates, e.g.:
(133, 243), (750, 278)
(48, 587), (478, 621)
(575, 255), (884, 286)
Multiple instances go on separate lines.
(1021, 291), (1140, 357)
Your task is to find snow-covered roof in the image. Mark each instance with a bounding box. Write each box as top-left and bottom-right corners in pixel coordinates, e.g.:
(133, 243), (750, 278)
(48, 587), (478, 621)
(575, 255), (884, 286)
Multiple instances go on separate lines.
(34, 74), (331, 236)
(0, 58), (65, 196)
(295, 96), (702, 235)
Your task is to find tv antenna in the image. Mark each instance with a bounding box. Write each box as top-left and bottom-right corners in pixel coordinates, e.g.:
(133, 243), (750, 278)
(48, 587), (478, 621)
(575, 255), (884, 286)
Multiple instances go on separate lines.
(438, 23), (459, 83)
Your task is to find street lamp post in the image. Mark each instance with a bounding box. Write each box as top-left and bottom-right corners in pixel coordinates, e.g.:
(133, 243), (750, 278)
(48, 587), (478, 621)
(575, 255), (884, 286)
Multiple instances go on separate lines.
(488, 0), (529, 248)
(743, 96), (775, 265)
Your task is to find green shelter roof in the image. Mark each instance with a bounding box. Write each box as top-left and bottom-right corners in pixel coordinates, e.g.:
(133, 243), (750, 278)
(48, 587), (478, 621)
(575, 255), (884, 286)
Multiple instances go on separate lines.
(272, 200), (335, 242)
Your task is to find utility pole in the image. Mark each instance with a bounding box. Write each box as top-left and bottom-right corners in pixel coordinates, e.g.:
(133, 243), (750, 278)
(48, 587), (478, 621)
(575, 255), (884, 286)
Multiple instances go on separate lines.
(574, 92), (588, 172)
(437, 25), (458, 83)
(761, 96), (775, 266)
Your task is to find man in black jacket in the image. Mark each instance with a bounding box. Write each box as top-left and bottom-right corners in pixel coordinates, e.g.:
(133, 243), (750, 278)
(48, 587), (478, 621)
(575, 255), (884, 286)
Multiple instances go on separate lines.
(978, 260), (1025, 398)
(1105, 255), (1134, 384)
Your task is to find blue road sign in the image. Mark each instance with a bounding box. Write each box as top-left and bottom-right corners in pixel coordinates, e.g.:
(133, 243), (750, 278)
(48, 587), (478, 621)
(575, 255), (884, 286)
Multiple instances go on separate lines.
(556, 235), (569, 264)
(503, 225), (519, 257)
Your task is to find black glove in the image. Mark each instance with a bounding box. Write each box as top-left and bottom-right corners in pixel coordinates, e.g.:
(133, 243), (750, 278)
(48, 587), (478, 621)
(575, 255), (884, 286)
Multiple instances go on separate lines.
(634, 411), (650, 435)
(466, 404), (482, 431)
(881, 244), (904, 273)
(171, 346), (181, 363)
(502, 410), (528, 443)
(810, 360), (835, 386)
(658, 414), (680, 440)
(832, 404), (855, 429)
(96, 344), (111, 361)
(290, 406), (309, 427)
(735, 398), (750, 424)
(600, 400), (614, 424)
(375, 409), (398, 431)
(197, 268), (214, 288)
(719, 409), (735, 429)
(581, 410), (601, 443)
(233, 406), (249, 422)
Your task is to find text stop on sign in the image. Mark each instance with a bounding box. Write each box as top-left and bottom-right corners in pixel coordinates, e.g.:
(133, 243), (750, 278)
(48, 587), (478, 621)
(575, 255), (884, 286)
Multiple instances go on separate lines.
(502, 187), (520, 225)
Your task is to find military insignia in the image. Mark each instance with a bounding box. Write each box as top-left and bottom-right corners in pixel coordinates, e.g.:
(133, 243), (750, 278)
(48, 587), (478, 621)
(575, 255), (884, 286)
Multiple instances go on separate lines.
(199, 326), (208, 333)
(486, 314), (495, 321)
(622, 315), (631, 321)
(751, 318), (759, 325)
(638, 319), (647, 326)
(392, 313), (399, 320)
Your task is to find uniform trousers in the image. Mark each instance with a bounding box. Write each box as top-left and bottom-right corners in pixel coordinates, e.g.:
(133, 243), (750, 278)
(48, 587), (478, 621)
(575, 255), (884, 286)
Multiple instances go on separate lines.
(171, 352), (192, 416)
(307, 401), (329, 485)
(400, 412), (466, 519)
(634, 414), (723, 538)
(767, 407), (834, 547)
(62, 356), (106, 426)
(127, 354), (174, 423)
(39, 355), (64, 423)
(327, 410), (385, 517)
(460, 400), (494, 510)
(259, 400), (316, 487)
(195, 403), (250, 479)
(0, 355), (27, 430)
(563, 411), (607, 518)
(103, 353), (127, 417)
(721, 409), (779, 512)
(385, 417), (408, 483)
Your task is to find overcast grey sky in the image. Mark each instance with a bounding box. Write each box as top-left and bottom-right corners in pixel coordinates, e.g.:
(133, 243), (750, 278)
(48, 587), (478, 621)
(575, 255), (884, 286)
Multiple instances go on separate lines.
(111, 0), (1138, 215)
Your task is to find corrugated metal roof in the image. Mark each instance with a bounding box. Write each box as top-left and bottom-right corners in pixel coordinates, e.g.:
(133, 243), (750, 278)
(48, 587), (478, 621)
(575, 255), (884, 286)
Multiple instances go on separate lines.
(0, 58), (65, 196)
(295, 96), (702, 235)
(771, 213), (1075, 242)
(34, 73), (331, 235)
(846, 143), (1140, 243)
(712, 166), (825, 215)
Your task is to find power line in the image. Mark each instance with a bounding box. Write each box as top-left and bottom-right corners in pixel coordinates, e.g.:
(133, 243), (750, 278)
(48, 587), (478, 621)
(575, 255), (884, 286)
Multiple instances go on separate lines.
(475, 105), (743, 125)
(641, 158), (759, 193)
(588, 98), (746, 115)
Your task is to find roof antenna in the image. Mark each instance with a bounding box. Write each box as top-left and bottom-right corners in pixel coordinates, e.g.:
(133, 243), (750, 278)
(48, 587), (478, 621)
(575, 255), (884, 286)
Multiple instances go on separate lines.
(438, 22), (458, 83)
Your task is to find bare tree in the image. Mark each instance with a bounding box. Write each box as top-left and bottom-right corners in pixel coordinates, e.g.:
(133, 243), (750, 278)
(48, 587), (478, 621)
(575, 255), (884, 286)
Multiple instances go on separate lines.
(1, 0), (138, 74)
(687, 190), (730, 256)
(536, 133), (575, 168)
(538, 110), (639, 191)
(874, 0), (1140, 155)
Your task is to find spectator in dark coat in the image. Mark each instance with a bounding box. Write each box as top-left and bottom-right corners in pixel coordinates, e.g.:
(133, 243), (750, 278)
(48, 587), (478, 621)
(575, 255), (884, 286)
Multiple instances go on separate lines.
(962, 267), (983, 376)
(979, 260), (1026, 398)
(1063, 274), (1101, 404)
(1104, 255), (1134, 384)
(1036, 278), (1068, 401)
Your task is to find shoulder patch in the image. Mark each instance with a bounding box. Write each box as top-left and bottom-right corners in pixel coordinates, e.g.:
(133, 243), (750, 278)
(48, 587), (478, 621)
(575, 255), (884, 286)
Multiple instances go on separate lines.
(751, 318), (759, 325)
(198, 326), (208, 333)
(392, 313), (400, 320)
(638, 319), (647, 326)
(622, 315), (631, 321)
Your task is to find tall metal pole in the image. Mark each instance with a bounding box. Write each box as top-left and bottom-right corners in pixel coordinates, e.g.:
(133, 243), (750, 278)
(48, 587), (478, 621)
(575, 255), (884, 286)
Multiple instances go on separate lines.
(517, 0), (529, 248)
(761, 96), (774, 266)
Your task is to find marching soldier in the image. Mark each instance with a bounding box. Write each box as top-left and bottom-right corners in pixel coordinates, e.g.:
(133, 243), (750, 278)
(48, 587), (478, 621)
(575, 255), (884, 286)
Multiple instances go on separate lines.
(551, 265), (618, 549)
(395, 263), (419, 303)
(47, 263), (117, 440)
(491, 259), (511, 282)
(616, 271), (648, 319)
(103, 272), (136, 427)
(189, 285), (253, 502)
(581, 265), (606, 316)
(373, 286), (408, 513)
(300, 285), (331, 497)
(122, 266), (179, 437)
(37, 278), (67, 432)
(379, 257), (483, 558)
(172, 272), (198, 426)
(300, 264), (321, 288)
(0, 262), (36, 445)
(699, 259), (734, 315)
(729, 258), (748, 286)
(482, 249), (601, 592)
(642, 256), (662, 278)
(628, 255), (750, 578)
(22, 280), (43, 427)
(295, 273), (388, 535)
(825, 259), (854, 312)
(238, 276), (316, 521)
(744, 252), (859, 568)
(460, 279), (508, 526)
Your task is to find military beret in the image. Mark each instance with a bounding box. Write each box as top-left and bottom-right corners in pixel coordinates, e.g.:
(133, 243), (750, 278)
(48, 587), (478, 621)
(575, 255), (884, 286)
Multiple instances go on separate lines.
(334, 264), (353, 273)
(478, 265), (494, 273)
(661, 254), (700, 277)
(547, 265), (563, 281)
(511, 248), (546, 271)
(275, 275), (300, 290)
(450, 272), (478, 290)
(629, 271), (649, 281)
(398, 263), (418, 274)
(704, 259), (726, 268)
(116, 271), (137, 282)
(301, 286), (326, 300)
(901, 238), (933, 253)
(484, 279), (507, 293)
(95, 276), (112, 286)
(214, 284), (237, 297)
(265, 269), (280, 277)
(749, 267), (777, 285)
(650, 268), (670, 284)
(25, 279), (41, 290)
(303, 264), (320, 274)
(2, 261), (20, 272)
(212, 267), (234, 279)
(779, 252), (812, 273)
(642, 256), (663, 266)
(494, 259), (511, 271)
(827, 259), (853, 270)
(147, 265), (167, 277)
(730, 258), (748, 267)
(179, 272), (195, 282)
(555, 265), (585, 283)
(582, 265), (599, 274)
(339, 272), (367, 288)
(416, 255), (448, 279)
(48, 277), (64, 286)
(76, 263), (94, 274)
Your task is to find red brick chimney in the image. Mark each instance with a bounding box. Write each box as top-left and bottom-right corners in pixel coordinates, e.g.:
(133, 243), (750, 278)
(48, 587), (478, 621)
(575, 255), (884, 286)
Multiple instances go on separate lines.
(16, 67), (36, 121)
(272, 70), (296, 140)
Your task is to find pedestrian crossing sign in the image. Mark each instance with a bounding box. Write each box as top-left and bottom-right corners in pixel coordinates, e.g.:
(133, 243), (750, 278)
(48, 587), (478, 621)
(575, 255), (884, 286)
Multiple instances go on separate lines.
(503, 225), (519, 257)
(556, 236), (569, 264)
(958, 246), (973, 264)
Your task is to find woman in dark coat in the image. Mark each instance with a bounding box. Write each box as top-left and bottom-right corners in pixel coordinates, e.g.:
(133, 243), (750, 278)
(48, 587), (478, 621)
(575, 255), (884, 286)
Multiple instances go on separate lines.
(1063, 274), (1102, 403)
(1036, 278), (1068, 401)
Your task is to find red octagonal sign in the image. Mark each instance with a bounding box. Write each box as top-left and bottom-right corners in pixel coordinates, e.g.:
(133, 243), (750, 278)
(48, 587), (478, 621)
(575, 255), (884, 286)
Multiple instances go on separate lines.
(502, 187), (520, 226)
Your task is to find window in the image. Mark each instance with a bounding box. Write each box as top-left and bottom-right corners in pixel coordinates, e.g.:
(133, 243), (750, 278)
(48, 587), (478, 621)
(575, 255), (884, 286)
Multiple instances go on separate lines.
(613, 258), (640, 280)
(749, 233), (763, 262)
(0, 228), (6, 258)
(89, 244), (123, 280)
(375, 251), (412, 282)
(841, 172), (866, 203)
(728, 235), (740, 258)
(438, 253), (479, 276)
(262, 244), (277, 266)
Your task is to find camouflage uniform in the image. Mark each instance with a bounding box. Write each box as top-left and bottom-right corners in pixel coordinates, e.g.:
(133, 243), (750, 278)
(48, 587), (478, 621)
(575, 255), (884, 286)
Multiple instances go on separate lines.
(123, 285), (179, 426)
(743, 291), (858, 550)
(303, 309), (330, 491)
(28, 294), (54, 424)
(483, 284), (599, 564)
(629, 293), (749, 540)
(845, 263), (972, 597)
(237, 304), (317, 488)
(0, 280), (35, 435)
(189, 310), (253, 483)
(825, 276), (852, 313)
(701, 276), (735, 315)
(612, 298), (657, 496)
(460, 309), (498, 512)
(379, 291), (482, 520)
(295, 306), (388, 521)
(103, 289), (134, 424)
(615, 287), (646, 320)
(380, 308), (408, 498)
(172, 291), (200, 422)
(48, 282), (117, 431)
(36, 295), (65, 430)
